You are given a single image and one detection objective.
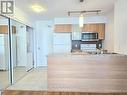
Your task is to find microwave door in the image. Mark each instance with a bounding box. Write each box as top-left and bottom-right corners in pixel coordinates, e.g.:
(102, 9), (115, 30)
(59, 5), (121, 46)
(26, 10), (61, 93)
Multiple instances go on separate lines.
(81, 32), (98, 41)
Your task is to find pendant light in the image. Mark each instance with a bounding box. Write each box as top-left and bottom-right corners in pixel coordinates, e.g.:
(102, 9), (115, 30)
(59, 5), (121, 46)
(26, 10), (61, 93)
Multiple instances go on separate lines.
(68, 10), (101, 28)
(79, 14), (84, 28)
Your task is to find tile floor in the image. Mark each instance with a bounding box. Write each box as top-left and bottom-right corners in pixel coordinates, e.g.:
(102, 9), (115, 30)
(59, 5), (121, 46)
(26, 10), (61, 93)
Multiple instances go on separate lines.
(0, 67), (27, 90)
(0, 70), (9, 90)
(7, 67), (47, 91)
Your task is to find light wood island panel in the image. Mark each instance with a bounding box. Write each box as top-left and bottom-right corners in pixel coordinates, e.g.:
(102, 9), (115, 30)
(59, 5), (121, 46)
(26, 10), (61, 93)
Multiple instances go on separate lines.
(48, 54), (127, 94)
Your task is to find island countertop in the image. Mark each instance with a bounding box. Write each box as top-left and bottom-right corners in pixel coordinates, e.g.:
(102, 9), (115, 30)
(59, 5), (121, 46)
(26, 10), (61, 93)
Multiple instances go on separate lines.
(48, 53), (127, 93)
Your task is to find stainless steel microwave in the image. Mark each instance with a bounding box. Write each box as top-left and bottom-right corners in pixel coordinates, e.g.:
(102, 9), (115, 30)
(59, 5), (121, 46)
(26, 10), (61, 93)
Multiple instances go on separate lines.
(81, 32), (99, 41)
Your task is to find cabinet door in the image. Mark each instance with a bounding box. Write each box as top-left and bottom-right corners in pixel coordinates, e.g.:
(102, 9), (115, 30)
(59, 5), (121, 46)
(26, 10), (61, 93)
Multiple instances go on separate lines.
(83, 24), (98, 32)
(98, 24), (105, 39)
(55, 24), (72, 32)
(0, 25), (16, 34)
(0, 25), (8, 34)
(12, 26), (16, 33)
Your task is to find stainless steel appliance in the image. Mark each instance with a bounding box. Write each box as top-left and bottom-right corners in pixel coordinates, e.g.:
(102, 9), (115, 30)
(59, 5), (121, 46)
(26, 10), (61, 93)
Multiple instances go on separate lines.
(81, 32), (99, 41)
(81, 44), (97, 52)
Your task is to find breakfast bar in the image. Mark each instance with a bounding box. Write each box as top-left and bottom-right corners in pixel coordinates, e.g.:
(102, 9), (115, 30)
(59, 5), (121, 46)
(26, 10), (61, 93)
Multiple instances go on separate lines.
(48, 53), (127, 95)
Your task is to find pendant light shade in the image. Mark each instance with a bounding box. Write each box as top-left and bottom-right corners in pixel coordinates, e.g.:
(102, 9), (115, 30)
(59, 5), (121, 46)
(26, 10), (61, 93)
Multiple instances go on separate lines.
(79, 14), (84, 28)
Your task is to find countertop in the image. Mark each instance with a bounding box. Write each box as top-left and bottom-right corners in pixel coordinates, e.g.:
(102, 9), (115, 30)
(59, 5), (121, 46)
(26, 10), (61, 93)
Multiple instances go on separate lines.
(48, 52), (125, 57)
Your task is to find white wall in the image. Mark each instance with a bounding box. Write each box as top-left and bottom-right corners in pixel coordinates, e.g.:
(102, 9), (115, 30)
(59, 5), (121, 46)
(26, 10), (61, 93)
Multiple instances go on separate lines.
(3, 7), (33, 27)
(114, 0), (127, 54)
(104, 10), (114, 52)
(0, 19), (8, 25)
(54, 16), (108, 24)
(1, 5), (33, 26)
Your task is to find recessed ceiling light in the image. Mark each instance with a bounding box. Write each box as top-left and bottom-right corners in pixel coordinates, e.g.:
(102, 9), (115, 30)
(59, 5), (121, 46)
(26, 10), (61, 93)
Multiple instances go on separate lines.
(31, 5), (45, 13)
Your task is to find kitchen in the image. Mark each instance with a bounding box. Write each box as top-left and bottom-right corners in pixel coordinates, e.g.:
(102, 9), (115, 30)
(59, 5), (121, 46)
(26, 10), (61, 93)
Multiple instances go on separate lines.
(1, 0), (127, 95)
(35, 0), (127, 94)
(47, 8), (127, 94)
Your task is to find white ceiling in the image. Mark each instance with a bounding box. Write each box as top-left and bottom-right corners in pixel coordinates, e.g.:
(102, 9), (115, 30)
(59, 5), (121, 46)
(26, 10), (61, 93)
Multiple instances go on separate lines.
(15, 0), (115, 21)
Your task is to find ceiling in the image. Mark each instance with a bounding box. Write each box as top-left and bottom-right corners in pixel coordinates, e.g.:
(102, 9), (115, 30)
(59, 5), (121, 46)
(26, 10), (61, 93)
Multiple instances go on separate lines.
(15, 0), (115, 21)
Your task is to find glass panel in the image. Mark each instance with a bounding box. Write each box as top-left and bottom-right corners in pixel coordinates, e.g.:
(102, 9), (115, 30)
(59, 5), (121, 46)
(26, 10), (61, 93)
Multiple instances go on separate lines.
(26, 26), (34, 71)
(0, 15), (10, 90)
(10, 20), (27, 83)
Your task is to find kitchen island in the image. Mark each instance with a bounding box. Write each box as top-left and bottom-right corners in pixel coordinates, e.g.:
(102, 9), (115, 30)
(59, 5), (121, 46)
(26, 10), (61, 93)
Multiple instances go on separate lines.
(48, 53), (127, 95)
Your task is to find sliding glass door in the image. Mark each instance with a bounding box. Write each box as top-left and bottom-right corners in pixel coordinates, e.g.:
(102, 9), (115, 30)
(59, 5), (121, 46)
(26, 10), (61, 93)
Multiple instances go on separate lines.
(26, 26), (34, 71)
(0, 15), (34, 90)
(10, 20), (28, 83)
(0, 15), (10, 90)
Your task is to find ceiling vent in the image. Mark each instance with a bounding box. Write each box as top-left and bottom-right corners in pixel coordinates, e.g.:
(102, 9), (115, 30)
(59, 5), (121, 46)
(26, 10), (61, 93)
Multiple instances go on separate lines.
(79, 0), (84, 3)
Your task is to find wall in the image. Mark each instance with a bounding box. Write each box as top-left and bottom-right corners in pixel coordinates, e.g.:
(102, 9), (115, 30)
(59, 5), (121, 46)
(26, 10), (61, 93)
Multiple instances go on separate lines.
(54, 16), (108, 24)
(0, 19), (8, 25)
(2, 7), (33, 27)
(104, 10), (114, 52)
(10, 7), (33, 27)
(114, 0), (127, 54)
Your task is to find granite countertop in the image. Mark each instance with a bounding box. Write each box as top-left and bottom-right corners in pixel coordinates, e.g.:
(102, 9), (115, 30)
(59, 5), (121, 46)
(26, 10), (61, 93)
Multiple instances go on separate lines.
(48, 52), (125, 57)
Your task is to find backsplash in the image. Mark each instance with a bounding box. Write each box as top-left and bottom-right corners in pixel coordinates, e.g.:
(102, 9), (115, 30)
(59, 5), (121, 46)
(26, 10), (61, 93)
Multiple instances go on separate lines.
(71, 40), (102, 52)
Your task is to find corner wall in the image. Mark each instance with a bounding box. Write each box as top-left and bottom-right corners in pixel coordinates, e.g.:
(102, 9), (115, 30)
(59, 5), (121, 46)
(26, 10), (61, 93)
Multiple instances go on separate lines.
(104, 10), (114, 52)
(114, 0), (127, 54)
